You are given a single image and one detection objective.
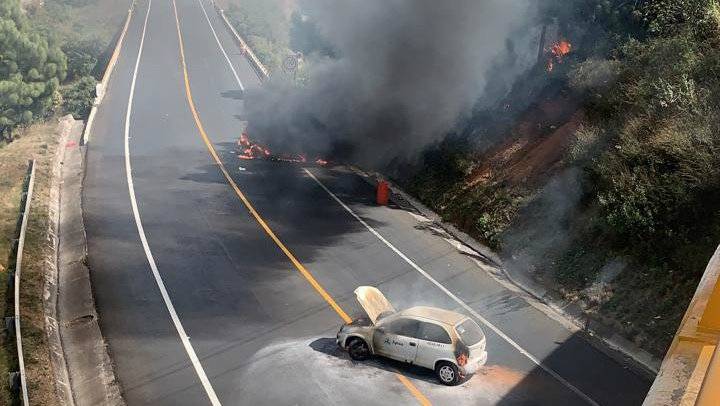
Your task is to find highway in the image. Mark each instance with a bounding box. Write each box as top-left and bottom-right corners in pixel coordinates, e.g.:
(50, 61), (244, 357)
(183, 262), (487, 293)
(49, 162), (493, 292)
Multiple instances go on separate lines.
(82, 0), (652, 404)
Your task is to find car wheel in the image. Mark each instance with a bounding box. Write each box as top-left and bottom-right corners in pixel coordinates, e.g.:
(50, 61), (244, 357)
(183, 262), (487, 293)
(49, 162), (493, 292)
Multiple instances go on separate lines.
(347, 338), (371, 361)
(435, 361), (460, 386)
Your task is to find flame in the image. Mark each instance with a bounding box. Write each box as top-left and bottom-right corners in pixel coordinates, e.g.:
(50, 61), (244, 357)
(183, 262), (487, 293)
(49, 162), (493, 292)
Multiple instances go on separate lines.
(237, 132), (328, 165)
(546, 39), (572, 72)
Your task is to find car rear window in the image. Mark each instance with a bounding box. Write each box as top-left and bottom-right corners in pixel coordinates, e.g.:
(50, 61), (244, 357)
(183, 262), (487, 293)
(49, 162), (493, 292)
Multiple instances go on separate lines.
(418, 322), (451, 344)
(455, 319), (484, 346)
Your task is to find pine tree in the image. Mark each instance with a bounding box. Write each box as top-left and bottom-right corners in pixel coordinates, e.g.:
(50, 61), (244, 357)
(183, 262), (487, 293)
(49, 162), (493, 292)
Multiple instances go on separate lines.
(0, 0), (66, 140)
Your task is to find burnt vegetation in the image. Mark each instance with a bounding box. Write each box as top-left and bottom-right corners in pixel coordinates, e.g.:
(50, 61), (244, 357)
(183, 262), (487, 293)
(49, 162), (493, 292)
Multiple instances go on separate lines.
(400, 0), (720, 355)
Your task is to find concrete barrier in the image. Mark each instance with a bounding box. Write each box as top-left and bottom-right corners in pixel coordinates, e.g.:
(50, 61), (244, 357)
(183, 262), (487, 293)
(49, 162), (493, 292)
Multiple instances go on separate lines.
(644, 244), (720, 405)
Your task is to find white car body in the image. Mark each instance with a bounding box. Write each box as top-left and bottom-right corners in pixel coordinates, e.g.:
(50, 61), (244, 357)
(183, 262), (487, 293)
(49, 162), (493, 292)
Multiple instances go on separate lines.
(336, 286), (488, 385)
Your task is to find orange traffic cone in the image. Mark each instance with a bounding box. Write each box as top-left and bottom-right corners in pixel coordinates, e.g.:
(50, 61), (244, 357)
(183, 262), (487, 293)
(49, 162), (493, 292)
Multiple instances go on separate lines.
(376, 181), (389, 206)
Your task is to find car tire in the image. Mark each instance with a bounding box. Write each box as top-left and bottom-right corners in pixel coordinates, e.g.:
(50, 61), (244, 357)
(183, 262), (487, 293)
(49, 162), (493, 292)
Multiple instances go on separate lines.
(347, 338), (371, 361)
(435, 361), (460, 386)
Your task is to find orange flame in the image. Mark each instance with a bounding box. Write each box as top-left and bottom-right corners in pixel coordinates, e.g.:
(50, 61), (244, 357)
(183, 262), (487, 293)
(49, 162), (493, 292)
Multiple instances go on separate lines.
(546, 39), (572, 72)
(237, 132), (328, 165)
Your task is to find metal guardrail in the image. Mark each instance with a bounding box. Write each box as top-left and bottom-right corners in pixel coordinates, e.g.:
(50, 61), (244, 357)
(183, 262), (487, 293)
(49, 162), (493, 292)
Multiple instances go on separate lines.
(6, 160), (36, 406)
(212, 0), (270, 81)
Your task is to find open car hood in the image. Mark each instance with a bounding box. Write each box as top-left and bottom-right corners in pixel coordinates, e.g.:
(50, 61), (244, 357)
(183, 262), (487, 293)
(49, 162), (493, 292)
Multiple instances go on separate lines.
(354, 286), (396, 324)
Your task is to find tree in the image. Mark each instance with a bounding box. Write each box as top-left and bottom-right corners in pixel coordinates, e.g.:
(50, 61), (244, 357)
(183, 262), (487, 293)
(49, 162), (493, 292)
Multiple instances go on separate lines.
(0, 0), (67, 140)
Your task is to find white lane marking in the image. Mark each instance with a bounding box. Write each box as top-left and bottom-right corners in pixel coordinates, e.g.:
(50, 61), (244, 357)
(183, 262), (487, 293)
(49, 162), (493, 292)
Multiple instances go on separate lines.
(197, 0), (245, 91)
(123, 2), (221, 405)
(303, 168), (600, 406)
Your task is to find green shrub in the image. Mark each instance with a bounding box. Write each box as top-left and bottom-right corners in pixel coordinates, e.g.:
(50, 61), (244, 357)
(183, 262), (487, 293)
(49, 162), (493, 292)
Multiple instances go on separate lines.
(63, 39), (102, 81)
(62, 75), (96, 119)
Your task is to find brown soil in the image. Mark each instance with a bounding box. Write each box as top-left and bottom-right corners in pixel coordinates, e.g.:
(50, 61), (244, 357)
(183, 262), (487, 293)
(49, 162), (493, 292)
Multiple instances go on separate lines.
(467, 91), (583, 190)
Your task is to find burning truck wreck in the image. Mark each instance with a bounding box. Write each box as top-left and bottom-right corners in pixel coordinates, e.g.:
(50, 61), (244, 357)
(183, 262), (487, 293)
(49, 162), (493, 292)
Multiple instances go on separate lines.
(336, 286), (488, 385)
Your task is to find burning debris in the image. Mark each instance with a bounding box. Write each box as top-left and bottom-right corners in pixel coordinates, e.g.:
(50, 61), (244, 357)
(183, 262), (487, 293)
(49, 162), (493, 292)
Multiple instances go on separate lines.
(238, 132), (271, 160)
(236, 132), (328, 165)
(546, 39), (572, 72)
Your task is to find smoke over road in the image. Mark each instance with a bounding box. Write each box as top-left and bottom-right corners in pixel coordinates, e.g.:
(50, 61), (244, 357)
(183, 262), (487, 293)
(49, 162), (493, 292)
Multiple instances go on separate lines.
(245, 0), (538, 167)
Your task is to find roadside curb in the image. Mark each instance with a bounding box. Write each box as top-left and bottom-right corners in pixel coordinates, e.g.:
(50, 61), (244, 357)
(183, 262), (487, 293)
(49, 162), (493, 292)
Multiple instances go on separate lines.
(56, 119), (125, 406)
(44, 116), (75, 406)
(82, 2), (135, 145)
(346, 165), (660, 380)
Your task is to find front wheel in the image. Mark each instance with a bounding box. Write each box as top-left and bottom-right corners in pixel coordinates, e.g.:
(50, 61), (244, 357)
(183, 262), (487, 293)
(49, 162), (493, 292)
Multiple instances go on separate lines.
(347, 338), (371, 361)
(435, 361), (460, 386)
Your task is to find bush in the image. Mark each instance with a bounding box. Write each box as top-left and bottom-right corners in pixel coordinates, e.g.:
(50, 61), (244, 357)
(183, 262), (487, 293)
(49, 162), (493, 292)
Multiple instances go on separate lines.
(63, 39), (102, 81)
(62, 75), (96, 119)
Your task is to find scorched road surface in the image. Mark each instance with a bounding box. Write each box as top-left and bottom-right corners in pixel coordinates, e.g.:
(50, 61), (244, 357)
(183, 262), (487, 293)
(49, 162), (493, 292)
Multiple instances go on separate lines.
(82, 0), (652, 404)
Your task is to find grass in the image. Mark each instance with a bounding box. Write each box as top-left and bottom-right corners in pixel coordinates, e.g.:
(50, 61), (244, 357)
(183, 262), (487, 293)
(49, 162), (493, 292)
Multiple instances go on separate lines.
(0, 121), (59, 405)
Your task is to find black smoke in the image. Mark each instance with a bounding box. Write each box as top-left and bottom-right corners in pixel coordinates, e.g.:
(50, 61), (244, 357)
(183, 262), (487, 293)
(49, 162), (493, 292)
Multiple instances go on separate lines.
(245, 0), (539, 167)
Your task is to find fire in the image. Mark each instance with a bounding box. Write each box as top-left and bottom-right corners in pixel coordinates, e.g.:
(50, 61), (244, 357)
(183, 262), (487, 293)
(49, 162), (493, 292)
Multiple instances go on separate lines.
(546, 39), (572, 72)
(237, 132), (328, 165)
(237, 132), (270, 160)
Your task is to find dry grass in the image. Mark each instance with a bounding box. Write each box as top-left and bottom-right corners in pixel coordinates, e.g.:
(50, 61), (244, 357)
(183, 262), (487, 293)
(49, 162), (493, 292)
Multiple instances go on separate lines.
(0, 121), (60, 405)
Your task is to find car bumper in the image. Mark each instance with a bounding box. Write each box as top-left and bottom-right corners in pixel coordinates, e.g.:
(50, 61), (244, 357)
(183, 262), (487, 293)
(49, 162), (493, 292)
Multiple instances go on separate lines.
(460, 350), (488, 376)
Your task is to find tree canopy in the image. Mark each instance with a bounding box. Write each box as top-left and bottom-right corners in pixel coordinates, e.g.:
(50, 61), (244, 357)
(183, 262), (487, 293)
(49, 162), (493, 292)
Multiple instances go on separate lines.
(0, 0), (66, 138)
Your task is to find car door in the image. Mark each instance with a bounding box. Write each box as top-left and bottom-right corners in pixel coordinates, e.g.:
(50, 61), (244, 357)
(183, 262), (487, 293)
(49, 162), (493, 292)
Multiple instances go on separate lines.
(373, 317), (420, 363)
(414, 321), (454, 369)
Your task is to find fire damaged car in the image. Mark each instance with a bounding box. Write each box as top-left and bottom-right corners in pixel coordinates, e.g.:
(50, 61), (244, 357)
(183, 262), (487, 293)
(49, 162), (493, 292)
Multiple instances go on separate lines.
(336, 286), (488, 385)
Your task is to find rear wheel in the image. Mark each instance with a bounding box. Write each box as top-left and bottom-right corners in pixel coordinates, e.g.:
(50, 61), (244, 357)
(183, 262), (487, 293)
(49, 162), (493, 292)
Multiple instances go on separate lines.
(347, 338), (371, 361)
(435, 361), (460, 386)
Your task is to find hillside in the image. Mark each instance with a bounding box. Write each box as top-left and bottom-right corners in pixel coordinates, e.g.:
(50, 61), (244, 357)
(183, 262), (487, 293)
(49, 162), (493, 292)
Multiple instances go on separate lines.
(401, 0), (720, 356)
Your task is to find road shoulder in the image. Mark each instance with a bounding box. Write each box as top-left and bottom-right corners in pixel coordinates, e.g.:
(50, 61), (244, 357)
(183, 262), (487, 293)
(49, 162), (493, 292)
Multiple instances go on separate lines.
(55, 118), (124, 406)
(348, 165), (660, 380)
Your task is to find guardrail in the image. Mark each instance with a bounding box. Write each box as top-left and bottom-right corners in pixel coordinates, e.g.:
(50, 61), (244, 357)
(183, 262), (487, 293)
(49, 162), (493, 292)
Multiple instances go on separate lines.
(6, 160), (36, 406)
(211, 0), (270, 81)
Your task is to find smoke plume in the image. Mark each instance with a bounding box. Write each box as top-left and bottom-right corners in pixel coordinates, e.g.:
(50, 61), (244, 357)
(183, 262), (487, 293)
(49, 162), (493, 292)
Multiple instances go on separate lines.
(245, 0), (538, 167)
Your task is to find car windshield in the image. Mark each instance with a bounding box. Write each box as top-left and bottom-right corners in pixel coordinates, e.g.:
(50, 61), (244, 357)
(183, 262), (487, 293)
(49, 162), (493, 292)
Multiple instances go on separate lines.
(455, 319), (484, 346)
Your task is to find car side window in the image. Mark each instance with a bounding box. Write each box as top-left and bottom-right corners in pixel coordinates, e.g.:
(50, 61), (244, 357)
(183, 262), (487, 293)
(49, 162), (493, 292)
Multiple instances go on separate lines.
(418, 322), (452, 344)
(385, 318), (420, 337)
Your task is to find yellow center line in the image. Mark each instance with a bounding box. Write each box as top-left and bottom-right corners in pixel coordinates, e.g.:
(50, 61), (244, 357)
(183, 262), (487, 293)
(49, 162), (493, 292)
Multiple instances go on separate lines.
(170, 1), (431, 405)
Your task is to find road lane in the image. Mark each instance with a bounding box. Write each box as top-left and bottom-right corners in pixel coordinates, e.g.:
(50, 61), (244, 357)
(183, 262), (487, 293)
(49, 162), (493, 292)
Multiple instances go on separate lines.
(178, 0), (651, 403)
(173, 0), (620, 402)
(85, 0), (218, 404)
(83, 0), (653, 404)
(88, 0), (425, 404)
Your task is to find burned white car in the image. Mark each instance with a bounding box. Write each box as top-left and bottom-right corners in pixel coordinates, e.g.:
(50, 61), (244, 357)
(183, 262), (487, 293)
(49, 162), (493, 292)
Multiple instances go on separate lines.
(336, 286), (488, 385)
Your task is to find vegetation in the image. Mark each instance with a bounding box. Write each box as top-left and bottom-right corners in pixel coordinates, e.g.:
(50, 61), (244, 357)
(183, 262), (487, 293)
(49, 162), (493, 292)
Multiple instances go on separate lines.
(0, 122), (59, 406)
(0, 0), (67, 141)
(226, 0), (290, 71)
(62, 75), (96, 119)
(224, 0), (335, 76)
(403, 0), (720, 355)
(0, 1), (128, 403)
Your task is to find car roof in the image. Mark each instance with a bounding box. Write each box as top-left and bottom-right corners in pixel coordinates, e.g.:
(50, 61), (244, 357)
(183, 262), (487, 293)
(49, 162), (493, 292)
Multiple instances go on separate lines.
(399, 306), (467, 326)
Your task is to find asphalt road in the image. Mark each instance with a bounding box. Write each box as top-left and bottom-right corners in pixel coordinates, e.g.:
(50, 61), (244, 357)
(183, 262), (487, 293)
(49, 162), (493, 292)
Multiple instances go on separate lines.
(83, 0), (652, 404)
